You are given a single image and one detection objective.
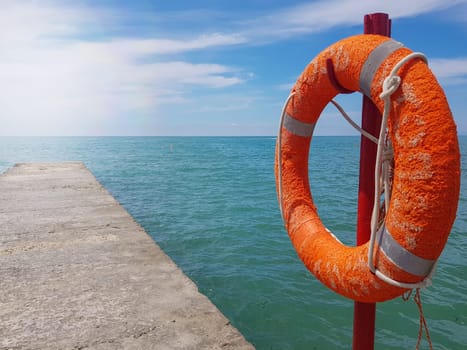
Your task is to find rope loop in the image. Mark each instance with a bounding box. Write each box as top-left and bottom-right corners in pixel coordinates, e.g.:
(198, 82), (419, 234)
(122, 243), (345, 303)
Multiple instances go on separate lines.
(402, 289), (434, 350)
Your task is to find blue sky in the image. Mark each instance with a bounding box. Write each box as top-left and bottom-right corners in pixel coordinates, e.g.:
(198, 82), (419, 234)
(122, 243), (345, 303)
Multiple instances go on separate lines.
(1, 0), (466, 136)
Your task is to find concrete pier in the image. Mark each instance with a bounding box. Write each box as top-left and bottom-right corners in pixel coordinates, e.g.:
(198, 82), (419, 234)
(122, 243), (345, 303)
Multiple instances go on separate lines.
(0, 162), (254, 350)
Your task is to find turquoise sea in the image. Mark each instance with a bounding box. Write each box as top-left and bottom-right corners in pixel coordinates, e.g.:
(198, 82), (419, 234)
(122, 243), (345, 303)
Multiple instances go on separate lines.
(1, 136), (466, 349)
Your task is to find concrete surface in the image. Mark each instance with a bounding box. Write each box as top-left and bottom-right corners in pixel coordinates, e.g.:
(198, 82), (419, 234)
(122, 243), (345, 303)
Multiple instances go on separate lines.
(0, 162), (255, 350)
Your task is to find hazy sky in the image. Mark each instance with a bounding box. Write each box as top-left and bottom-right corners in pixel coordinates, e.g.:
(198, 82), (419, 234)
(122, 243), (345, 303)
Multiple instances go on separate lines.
(1, 0), (466, 136)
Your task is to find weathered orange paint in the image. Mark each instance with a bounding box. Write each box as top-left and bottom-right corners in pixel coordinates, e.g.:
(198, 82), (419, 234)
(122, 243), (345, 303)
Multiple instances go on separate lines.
(275, 34), (460, 302)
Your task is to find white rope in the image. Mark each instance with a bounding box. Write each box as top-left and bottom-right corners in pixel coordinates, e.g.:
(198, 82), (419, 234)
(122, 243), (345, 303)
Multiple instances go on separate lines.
(277, 92), (296, 220)
(367, 52), (436, 290)
(330, 100), (378, 144)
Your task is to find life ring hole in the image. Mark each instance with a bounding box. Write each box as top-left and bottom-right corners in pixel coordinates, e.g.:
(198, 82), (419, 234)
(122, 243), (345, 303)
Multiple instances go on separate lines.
(308, 93), (392, 246)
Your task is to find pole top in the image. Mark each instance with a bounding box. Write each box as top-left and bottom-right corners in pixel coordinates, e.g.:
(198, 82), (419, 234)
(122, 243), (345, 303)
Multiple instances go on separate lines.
(364, 13), (391, 36)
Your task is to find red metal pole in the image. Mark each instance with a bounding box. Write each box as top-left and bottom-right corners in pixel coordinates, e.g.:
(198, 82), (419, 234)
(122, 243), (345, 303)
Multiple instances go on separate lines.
(352, 13), (391, 350)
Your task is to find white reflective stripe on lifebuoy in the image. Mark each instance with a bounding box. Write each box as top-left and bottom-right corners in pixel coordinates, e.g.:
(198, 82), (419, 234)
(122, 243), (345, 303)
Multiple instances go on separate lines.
(376, 224), (435, 277)
(359, 39), (404, 97)
(283, 113), (315, 137)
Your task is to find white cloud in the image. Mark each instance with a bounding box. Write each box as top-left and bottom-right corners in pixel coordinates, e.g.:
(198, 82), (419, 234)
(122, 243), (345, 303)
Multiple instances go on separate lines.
(429, 58), (467, 78)
(0, 2), (84, 41)
(277, 82), (295, 91)
(195, 93), (258, 113)
(70, 33), (247, 58)
(243, 0), (466, 39)
(430, 58), (467, 85)
(0, 1), (248, 135)
(0, 0), (465, 135)
(141, 62), (244, 88)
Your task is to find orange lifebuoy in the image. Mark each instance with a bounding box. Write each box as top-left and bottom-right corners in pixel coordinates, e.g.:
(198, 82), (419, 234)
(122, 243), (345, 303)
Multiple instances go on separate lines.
(275, 34), (460, 302)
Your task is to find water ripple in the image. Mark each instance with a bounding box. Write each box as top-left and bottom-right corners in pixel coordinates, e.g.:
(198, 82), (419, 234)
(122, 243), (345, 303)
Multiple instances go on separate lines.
(1, 136), (466, 349)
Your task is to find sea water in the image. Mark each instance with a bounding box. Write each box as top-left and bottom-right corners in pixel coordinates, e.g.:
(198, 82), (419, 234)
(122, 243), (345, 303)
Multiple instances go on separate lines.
(1, 136), (466, 349)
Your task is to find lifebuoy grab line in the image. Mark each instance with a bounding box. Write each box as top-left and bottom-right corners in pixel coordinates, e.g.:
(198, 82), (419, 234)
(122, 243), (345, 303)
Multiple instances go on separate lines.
(275, 34), (460, 302)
